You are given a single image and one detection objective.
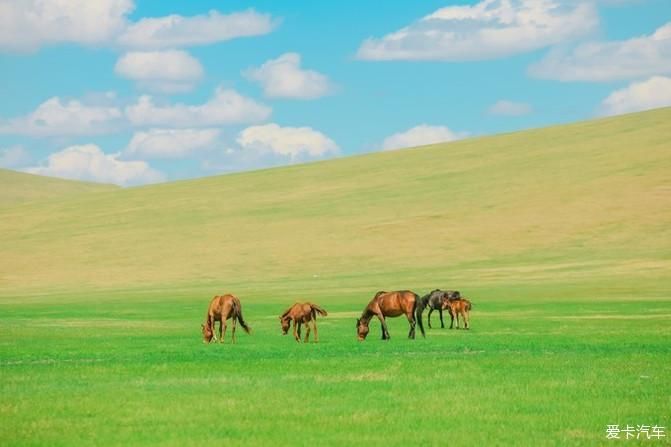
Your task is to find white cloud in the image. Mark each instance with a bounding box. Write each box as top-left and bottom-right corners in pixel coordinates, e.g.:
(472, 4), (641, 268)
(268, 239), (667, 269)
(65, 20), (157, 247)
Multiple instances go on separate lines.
(0, 2), (278, 53)
(599, 76), (671, 116)
(0, 145), (32, 168)
(115, 50), (203, 92)
(357, 0), (598, 61)
(237, 123), (339, 159)
(487, 100), (532, 116)
(123, 128), (220, 159)
(529, 22), (671, 81)
(117, 9), (277, 50)
(26, 144), (163, 186)
(382, 125), (464, 151)
(125, 87), (271, 127)
(0, 97), (123, 137)
(0, 0), (133, 52)
(244, 53), (334, 99)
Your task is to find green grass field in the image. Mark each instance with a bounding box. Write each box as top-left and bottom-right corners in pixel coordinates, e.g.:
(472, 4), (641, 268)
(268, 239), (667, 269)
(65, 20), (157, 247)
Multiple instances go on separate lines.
(1, 109), (670, 445)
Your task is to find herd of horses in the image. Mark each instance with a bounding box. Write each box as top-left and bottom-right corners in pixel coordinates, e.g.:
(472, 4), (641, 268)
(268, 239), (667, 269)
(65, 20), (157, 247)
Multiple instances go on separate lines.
(201, 289), (472, 343)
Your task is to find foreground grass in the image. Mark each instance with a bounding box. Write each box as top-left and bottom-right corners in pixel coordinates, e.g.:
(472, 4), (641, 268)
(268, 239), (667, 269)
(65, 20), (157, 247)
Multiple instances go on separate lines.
(1, 283), (669, 446)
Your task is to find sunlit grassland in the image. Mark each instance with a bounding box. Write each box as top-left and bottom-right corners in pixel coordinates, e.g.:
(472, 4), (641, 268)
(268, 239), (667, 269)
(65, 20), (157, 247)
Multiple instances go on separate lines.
(0, 108), (670, 445)
(1, 285), (669, 446)
(1, 108), (669, 292)
(0, 168), (117, 208)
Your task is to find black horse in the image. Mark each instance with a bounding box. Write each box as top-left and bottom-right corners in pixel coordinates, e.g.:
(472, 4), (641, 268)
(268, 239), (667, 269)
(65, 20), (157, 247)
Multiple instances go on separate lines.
(418, 289), (461, 329)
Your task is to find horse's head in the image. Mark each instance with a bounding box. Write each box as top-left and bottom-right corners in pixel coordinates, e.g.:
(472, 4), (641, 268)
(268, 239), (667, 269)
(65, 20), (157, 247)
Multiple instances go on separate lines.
(356, 318), (369, 341)
(448, 290), (461, 300)
(280, 316), (291, 335)
(201, 323), (214, 343)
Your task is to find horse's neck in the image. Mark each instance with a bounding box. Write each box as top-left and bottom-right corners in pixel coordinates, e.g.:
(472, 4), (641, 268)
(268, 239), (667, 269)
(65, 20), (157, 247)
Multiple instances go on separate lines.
(360, 309), (374, 323)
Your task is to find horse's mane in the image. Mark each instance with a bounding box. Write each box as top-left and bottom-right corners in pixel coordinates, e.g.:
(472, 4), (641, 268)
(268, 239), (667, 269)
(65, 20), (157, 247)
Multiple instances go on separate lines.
(280, 303), (299, 319)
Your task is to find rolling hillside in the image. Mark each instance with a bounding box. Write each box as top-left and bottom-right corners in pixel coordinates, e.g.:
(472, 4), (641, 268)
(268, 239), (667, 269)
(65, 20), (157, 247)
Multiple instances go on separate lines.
(1, 108), (669, 296)
(0, 168), (118, 208)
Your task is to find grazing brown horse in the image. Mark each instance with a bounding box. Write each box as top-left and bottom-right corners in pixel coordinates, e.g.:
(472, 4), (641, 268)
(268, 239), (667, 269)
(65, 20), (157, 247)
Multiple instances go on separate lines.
(419, 289), (461, 329)
(356, 290), (424, 341)
(201, 294), (251, 344)
(280, 302), (328, 343)
(442, 297), (472, 329)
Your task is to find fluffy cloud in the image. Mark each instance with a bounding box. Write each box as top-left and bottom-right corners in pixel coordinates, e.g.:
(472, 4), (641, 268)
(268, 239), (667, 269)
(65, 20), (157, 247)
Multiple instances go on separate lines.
(237, 123), (339, 159)
(487, 100), (532, 116)
(123, 128), (220, 159)
(125, 87), (271, 127)
(357, 0), (598, 61)
(115, 50), (203, 92)
(382, 125), (464, 151)
(529, 22), (671, 81)
(0, 145), (32, 168)
(599, 76), (671, 116)
(0, 2), (277, 52)
(0, 0), (133, 52)
(0, 97), (123, 137)
(117, 9), (277, 50)
(26, 144), (163, 186)
(244, 53), (334, 99)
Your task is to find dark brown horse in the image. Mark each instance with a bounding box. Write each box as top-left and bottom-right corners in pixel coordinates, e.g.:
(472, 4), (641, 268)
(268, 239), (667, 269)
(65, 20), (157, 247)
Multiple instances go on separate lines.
(418, 289), (461, 329)
(201, 294), (251, 344)
(356, 290), (424, 341)
(280, 302), (328, 343)
(442, 297), (472, 329)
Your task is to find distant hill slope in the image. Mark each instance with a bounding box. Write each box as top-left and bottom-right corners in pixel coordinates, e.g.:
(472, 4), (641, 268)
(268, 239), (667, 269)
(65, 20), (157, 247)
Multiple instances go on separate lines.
(0, 108), (669, 293)
(0, 169), (118, 207)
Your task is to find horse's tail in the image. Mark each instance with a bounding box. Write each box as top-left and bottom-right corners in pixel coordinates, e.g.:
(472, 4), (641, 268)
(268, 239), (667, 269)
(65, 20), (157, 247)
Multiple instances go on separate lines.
(309, 303), (328, 317)
(466, 300), (472, 311)
(233, 298), (251, 334)
(414, 293), (426, 338)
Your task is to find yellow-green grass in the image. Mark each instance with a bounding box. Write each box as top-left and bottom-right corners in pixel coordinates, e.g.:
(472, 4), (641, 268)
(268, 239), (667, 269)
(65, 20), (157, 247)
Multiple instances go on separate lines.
(0, 168), (117, 208)
(0, 108), (669, 445)
(0, 109), (669, 294)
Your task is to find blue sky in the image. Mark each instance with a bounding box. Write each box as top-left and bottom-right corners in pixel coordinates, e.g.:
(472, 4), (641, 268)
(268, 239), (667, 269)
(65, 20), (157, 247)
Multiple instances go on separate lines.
(1, 0), (670, 185)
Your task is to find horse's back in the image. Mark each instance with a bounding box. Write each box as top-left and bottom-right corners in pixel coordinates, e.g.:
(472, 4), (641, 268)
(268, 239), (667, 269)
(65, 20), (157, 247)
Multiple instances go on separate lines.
(208, 294), (237, 318)
(447, 298), (471, 313)
(375, 290), (418, 316)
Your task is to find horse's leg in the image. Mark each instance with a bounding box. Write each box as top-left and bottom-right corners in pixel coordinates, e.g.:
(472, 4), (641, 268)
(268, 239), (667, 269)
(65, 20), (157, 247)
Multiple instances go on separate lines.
(376, 313), (390, 340)
(427, 308), (433, 329)
(406, 311), (416, 339)
(464, 311), (469, 330)
(292, 320), (299, 342)
(449, 309), (455, 329)
(231, 315), (237, 344)
(439, 308), (445, 328)
(297, 322), (302, 342)
(220, 317), (227, 343)
(209, 316), (217, 342)
(303, 322), (311, 343)
(313, 319), (319, 343)
(455, 312), (461, 329)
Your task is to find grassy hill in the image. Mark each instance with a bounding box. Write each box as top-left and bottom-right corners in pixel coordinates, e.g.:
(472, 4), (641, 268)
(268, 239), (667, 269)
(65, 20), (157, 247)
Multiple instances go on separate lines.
(1, 109), (669, 446)
(0, 168), (117, 208)
(0, 108), (669, 296)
